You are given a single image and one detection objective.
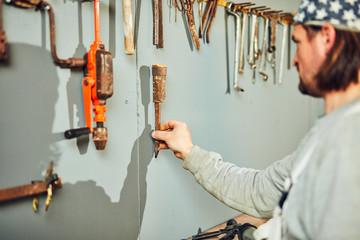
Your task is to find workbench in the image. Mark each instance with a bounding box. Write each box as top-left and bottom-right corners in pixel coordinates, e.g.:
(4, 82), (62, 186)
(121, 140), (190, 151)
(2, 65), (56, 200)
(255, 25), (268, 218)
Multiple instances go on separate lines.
(186, 214), (269, 240)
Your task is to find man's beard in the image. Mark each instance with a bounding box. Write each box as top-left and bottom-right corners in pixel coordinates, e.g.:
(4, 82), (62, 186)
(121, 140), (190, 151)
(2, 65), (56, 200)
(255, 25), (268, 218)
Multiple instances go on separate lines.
(298, 77), (323, 98)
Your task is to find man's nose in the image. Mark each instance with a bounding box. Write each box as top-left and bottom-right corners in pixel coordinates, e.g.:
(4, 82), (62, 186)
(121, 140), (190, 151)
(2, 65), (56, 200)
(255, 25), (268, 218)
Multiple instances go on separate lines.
(292, 51), (298, 67)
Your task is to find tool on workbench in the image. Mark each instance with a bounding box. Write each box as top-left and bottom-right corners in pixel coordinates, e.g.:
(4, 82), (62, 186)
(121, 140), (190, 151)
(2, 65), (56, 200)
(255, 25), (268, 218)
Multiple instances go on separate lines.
(0, 162), (62, 212)
(0, 0), (8, 62)
(123, 0), (134, 55)
(152, 64), (167, 158)
(190, 218), (257, 240)
(64, 0), (113, 150)
(153, 0), (164, 48)
(5, 0), (86, 68)
(180, 0), (200, 50)
(226, 2), (244, 92)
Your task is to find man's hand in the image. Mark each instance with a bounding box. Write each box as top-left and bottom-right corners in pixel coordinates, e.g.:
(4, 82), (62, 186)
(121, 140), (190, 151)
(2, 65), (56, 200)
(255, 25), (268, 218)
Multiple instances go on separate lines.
(151, 120), (194, 160)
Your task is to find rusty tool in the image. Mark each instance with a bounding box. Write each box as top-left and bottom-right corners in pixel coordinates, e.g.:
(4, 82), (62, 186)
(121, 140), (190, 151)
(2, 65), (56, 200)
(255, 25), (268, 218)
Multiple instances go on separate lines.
(198, 0), (203, 36)
(152, 64), (167, 158)
(0, 0), (9, 62)
(226, 2), (244, 92)
(204, 0), (218, 43)
(200, 0), (213, 38)
(5, 0), (86, 68)
(64, 0), (113, 150)
(0, 162), (62, 212)
(152, 0), (164, 48)
(180, 0), (200, 50)
(123, 0), (134, 55)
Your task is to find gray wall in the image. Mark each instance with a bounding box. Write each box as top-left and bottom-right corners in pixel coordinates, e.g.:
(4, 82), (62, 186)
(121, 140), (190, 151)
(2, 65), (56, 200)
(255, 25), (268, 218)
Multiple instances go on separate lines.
(0, 0), (323, 239)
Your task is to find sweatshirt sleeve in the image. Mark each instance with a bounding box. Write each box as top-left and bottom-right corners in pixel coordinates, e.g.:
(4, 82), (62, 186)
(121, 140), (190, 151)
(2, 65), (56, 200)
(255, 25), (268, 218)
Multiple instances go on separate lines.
(183, 145), (297, 218)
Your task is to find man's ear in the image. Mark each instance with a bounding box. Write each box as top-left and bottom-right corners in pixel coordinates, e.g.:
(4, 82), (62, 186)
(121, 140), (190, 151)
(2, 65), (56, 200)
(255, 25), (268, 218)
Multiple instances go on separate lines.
(321, 23), (336, 54)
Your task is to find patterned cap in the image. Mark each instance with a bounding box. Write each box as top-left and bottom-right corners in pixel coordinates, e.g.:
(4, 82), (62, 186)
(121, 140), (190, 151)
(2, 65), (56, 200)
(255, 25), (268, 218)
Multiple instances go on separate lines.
(294, 0), (360, 31)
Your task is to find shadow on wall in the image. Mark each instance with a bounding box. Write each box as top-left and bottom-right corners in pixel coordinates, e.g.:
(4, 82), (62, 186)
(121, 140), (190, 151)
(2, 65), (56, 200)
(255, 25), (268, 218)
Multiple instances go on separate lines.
(0, 58), (154, 239)
(0, 43), (62, 185)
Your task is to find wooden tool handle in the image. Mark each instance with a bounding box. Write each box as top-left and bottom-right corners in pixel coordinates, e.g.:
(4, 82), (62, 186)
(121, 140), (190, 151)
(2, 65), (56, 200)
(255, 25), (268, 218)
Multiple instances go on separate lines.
(123, 0), (134, 55)
(152, 64), (167, 158)
(152, 64), (167, 102)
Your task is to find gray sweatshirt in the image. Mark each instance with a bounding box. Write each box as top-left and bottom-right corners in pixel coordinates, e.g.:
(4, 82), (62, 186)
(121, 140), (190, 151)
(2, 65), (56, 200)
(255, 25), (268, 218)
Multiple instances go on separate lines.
(183, 98), (360, 239)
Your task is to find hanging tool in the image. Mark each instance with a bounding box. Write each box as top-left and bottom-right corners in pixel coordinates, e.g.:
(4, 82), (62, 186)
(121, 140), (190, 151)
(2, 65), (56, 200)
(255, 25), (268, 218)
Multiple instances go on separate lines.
(173, 0), (179, 22)
(64, 0), (113, 150)
(235, 2), (254, 74)
(5, 0), (86, 68)
(278, 13), (293, 84)
(153, 0), (164, 48)
(123, 0), (134, 55)
(180, 0), (200, 50)
(197, 0), (203, 36)
(152, 64), (167, 158)
(200, 0), (213, 39)
(0, 162), (62, 212)
(226, 2), (243, 92)
(0, 0), (9, 62)
(267, 12), (282, 84)
(204, 0), (218, 43)
(258, 14), (269, 81)
(248, 6), (269, 82)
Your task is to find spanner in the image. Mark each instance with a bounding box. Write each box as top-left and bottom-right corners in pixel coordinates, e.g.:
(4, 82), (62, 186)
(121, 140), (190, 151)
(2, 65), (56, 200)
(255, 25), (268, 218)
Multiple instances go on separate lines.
(258, 16), (269, 81)
(236, 3), (255, 74)
(278, 13), (293, 84)
(248, 6), (269, 82)
(226, 2), (244, 92)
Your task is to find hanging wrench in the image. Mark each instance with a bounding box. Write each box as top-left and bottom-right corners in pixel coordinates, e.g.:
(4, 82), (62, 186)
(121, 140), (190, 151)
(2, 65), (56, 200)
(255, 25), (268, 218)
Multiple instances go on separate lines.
(247, 6), (268, 82)
(267, 12), (281, 84)
(248, 13), (257, 72)
(234, 3), (255, 74)
(278, 13), (293, 84)
(198, 0), (203, 37)
(278, 22), (287, 85)
(258, 16), (269, 81)
(226, 2), (244, 92)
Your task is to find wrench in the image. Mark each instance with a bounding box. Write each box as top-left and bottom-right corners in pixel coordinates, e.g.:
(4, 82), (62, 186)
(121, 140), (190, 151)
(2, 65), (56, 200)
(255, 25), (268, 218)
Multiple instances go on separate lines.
(267, 12), (281, 84)
(278, 22), (287, 85)
(259, 16), (269, 81)
(238, 10), (247, 74)
(226, 3), (244, 92)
